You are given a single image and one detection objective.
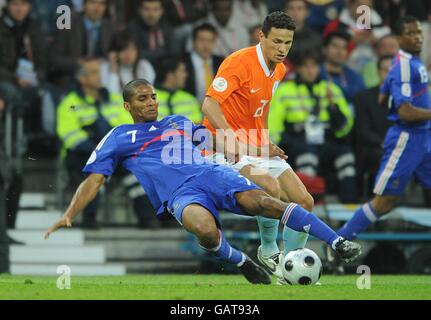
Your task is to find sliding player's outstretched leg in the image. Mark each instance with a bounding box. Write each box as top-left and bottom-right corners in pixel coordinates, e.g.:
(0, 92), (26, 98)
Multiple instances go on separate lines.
(236, 189), (362, 263)
(181, 204), (271, 285)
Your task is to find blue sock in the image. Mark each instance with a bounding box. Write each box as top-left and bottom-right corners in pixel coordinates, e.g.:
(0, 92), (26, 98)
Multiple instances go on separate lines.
(282, 226), (309, 255)
(256, 216), (280, 257)
(281, 203), (341, 247)
(338, 202), (379, 240)
(201, 231), (246, 266)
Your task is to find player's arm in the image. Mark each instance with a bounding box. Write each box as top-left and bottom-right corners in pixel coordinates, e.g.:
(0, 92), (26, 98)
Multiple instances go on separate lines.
(398, 103), (431, 122)
(201, 96), (232, 131)
(44, 173), (106, 239)
(202, 96), (241, 163)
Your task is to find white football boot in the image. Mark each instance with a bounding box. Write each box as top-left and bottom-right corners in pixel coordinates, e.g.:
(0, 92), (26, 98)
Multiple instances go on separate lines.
(257, 246), (285, 284)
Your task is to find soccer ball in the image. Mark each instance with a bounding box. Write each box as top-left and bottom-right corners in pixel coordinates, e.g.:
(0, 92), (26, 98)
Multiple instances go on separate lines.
(281, 248), (323, 285)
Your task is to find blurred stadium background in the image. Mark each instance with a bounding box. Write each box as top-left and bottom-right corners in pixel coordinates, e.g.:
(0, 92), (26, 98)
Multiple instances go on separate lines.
(1, 0), (431, 277)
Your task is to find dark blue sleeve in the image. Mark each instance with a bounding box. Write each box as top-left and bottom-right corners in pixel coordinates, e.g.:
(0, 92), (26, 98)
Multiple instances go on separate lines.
(82, 128), (120, 177)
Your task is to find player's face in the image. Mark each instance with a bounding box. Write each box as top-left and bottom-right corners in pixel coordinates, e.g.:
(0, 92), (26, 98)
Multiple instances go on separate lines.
(84, 0), (107, 22)
(260, 27), (294, 64)
(125, 85), (159, 123)
(7, 0), (32, 23)
(399, 21), (423, 55)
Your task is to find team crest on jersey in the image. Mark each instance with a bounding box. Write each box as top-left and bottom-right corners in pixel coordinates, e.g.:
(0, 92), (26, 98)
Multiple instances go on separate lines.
(168, 121), (180, 129)
(401, 83), (411, 97)
(213, 77), (228, 92)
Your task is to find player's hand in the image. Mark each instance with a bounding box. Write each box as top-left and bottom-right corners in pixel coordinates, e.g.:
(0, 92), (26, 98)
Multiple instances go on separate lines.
(268, 143), (288, 160)
(44, 215), (73, 240)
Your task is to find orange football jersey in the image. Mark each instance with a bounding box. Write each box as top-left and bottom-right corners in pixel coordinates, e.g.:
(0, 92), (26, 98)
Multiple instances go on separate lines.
(204, 44), (286, 147)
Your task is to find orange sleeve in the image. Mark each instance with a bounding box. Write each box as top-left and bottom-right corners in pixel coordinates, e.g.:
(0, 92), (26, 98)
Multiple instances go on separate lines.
(206, 56), (249, 104)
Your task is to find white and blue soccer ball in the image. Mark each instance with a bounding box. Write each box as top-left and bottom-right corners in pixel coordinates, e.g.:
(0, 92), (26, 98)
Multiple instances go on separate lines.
(281, 248), (323, 285)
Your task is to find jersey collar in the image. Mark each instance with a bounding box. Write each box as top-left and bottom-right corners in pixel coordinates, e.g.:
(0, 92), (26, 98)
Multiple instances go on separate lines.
(256, 43), (275, 77)
(398, 49), (413, 59)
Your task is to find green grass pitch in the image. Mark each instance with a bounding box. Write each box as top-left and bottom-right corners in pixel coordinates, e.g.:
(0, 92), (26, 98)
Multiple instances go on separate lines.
(1, 274), (430, 300)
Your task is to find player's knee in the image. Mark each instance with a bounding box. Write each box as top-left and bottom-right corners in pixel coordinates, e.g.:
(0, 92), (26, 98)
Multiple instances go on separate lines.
(371, 196), (398, 216)
(195, 222), (219, 248)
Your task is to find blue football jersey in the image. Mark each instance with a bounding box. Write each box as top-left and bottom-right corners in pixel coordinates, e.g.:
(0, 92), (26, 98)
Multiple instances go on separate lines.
(381, 50), (431, 129)
(83, 115), (216, 215)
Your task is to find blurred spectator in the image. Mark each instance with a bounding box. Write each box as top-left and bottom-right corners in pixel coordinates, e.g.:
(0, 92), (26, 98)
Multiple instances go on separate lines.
(31, 0), (73, 40)
(49, 0), (114, 88)
(270, 51), (357, 203)
(163, 0), (209, 52)
(324, 0), (391, 73)
(305, 0), (345, 32)
(0, 95), (9, 273)
(233, 0), (268, 30)
(57, 58), (155, 228)
(249, 24), (261, 46)
(201, 0), (249, 57)
(0, 0), (47, 134)
(353, 55), (392, 197)
(0, 91), (22, 243)
(155, 57), (202, 123)
(0, 0), (47, 86)
(360, 34), (399, 88)
(320, 31), (365, 104)
(128, 0), (177, 66)
(265, 0), (284, 12)
(163, 0), (208, 27)
(101, 32), (156, 93)
(284, 0), (322, 67)
(421, 17), (431, 76)
(71, 0), (83, 12)
(184, 23), (224, 102)
(373, 0), (402, 31)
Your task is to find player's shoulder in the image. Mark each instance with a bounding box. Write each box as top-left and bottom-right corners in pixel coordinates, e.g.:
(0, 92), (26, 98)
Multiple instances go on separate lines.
(390, 50), (415, 81)
(222, 46), (255, 68)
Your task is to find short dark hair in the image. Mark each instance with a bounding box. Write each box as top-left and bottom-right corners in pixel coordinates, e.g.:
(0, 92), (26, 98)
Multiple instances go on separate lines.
(377, 54), (394, 70)
(139, 0), (162, 6)
(123, 79), (152, 102)
(261, 11), (296, 37)
(393, 16), (420, 36)
(110, 31), (139, 52)
(323, 30), (351, 47)
(291, 49), (321, 67)
(7, 0), (32, 4)
(192, 23), (218, 41)
(156, 56), (184, 83)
